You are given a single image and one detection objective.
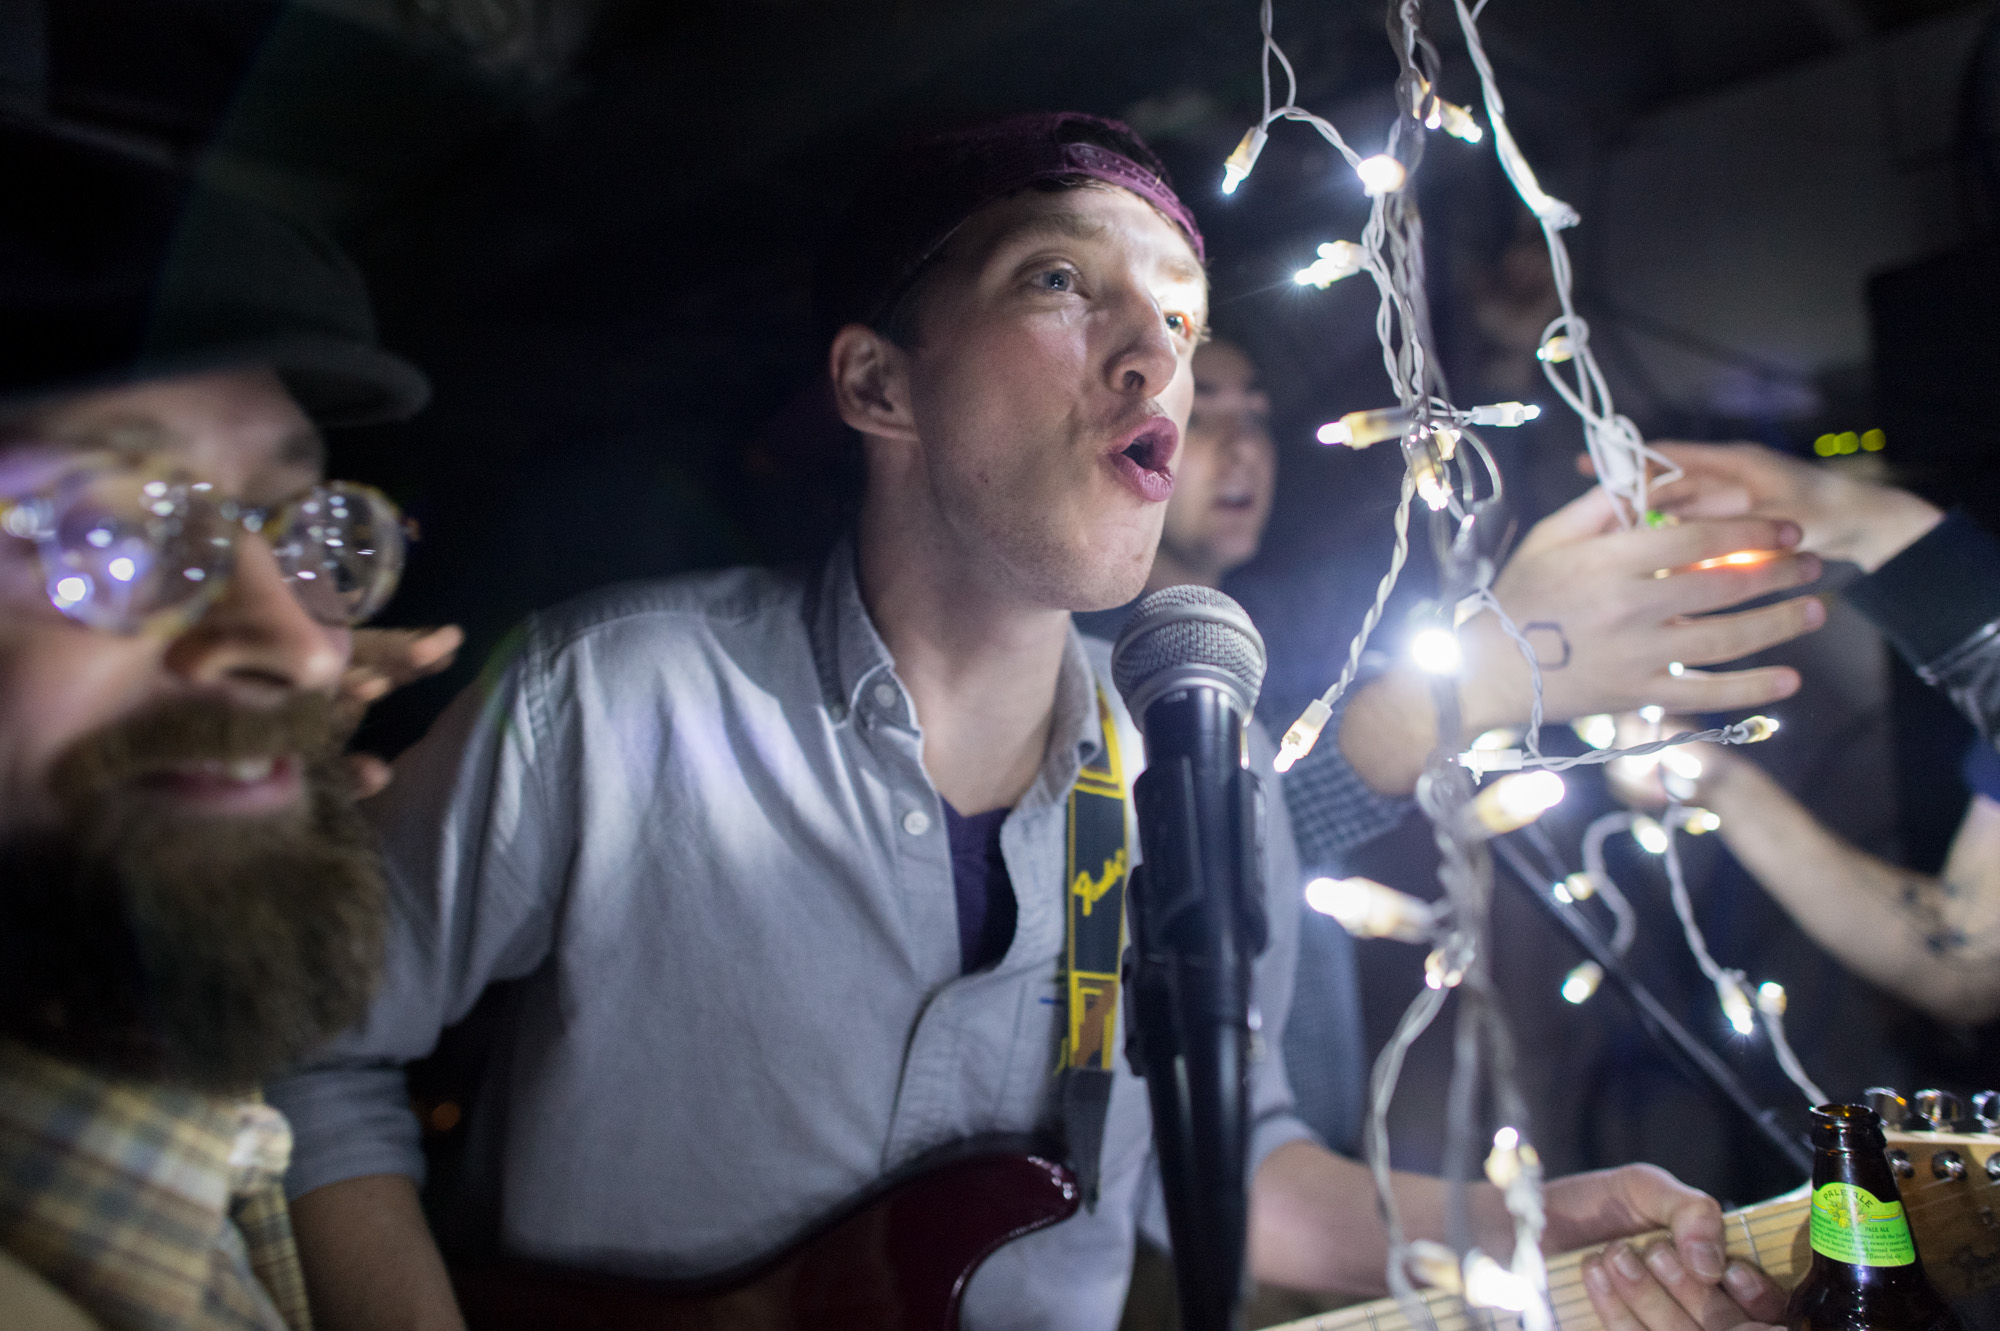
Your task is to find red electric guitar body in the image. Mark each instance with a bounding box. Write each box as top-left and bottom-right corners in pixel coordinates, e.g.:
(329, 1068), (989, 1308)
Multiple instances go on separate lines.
(449, 1137), (1080, 1331)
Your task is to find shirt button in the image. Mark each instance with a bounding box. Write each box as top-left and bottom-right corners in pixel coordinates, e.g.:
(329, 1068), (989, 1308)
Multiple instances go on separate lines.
(872, 681), (899, 709)
(902, 809), (931, 836)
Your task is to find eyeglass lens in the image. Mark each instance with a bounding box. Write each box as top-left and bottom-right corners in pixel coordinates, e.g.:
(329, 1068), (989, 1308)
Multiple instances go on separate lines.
(27, 471), (405, 632)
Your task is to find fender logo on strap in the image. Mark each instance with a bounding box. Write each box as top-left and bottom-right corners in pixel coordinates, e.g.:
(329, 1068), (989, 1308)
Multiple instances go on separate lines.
(1071, 847), (1127, 917)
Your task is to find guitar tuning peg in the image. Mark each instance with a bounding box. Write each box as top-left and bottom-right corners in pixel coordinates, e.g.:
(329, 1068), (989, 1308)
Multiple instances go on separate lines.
(1974, 1090), (1998, 1132)
(1865, 1087), (1910, 1129)
(1914, 1089), (1963, 1133)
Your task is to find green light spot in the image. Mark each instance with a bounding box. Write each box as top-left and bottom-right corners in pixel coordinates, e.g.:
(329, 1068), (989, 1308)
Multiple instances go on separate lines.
(1862, 428), (1886, 452)
(1814, 434), (1839, 457)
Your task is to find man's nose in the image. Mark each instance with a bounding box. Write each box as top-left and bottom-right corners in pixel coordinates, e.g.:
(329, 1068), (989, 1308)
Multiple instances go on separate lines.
(1105, 285), (1181, 399)
(161, 531), (348, 699)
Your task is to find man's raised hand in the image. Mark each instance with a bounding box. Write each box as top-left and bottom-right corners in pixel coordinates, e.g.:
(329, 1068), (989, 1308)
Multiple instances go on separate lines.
(337, 624), (464, 798)
(1456, 483), (1825, 734)
(1631, 441), (1942, 575)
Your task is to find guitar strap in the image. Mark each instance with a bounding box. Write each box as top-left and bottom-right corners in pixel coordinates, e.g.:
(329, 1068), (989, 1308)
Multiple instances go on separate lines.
(1059, 687), (1131, 1208)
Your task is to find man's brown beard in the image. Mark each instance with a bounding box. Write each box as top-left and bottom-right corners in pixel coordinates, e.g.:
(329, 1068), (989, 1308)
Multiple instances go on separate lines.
(0, 694), (386, 1093)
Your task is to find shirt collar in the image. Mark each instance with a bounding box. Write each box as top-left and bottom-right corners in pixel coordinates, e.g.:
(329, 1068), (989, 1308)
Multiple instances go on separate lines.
(0, 1041), (294, 1324)
(806, 536), (898, 722)
(805, 538), (1113, 792)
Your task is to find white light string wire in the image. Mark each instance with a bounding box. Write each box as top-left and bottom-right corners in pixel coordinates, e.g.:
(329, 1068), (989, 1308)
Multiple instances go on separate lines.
(1227, 5), (1553, 1324)
(1657, 806), (1829, 1105)
(1446, 0), (1683, 527)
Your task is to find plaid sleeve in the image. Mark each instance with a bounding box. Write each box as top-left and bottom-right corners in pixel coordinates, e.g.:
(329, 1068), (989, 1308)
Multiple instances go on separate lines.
(1279, 693), (1412, 873)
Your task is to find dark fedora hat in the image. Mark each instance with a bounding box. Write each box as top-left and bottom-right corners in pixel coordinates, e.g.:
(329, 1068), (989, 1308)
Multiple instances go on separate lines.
(0, 117), (429, 427)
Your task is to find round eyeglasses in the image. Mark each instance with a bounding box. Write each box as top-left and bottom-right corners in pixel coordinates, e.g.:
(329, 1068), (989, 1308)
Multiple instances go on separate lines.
(0, 464), (408, 634)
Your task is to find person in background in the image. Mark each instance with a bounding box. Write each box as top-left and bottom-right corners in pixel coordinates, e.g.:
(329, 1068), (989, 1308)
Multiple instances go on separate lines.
(1610, 442), (2000, 1025)
(0, 120), (432, 1329)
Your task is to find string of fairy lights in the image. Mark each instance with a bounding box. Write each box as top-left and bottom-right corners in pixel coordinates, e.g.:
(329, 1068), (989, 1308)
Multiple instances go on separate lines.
(1218, 0), (1824, 1322)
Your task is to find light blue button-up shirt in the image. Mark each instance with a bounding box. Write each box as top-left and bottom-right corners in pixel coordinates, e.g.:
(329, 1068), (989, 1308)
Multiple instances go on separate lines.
(270, 545), (1315, 1330)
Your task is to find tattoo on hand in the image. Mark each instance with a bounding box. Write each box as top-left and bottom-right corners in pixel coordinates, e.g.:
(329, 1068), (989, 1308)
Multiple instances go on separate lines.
(1524, 622), (1571, 670)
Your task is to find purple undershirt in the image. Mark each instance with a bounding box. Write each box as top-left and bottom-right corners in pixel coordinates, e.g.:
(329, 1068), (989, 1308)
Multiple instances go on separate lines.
(942, 800), (1018, 973)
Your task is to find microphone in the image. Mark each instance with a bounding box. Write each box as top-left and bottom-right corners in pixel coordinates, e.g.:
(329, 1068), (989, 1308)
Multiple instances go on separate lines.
(1111, 586), (1269, 1331)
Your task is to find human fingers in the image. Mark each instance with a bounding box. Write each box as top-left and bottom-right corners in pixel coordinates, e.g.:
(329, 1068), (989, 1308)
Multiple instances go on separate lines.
(1666, 596), (1826, 668)
(346, 752), (393, 801)
(1645, 476), (1755, 521)
(1610, 518), (1802, 574)
(1722, 1260), (1788, 1323)
(1518, 482), (1628, 553)
(1646, 553), (1822, 620)
(1591, 1240), (1784, 1331)
(348, 625), (464, 690)
(1653, 664), (1804, 713)
(1587, 1243), (1708, 1331)
(1583, 1250), (1666, 1331)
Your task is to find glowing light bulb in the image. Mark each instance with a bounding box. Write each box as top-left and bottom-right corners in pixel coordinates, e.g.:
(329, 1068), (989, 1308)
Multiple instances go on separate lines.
(1561, 961), (1603, 1005)
(1316, 406), (1410, 449)
(1667, 661), (1686, 678)
(1355, 153), (1408, 195)
(1681, 807), (1721, 835)
(1273, 698), (1332, 773)
(1470, 728), (1520, 752)
(1639, 705), (1665, 724)
(1735, 715), (1780, 744)
(1469, 771), (1565, 836)
(1537, 336), (1576, 364)
(1424, 948), (1466, 990)
(1464, 1252), (1536, 1313)
(1414, 457), (1452, 511)
(1756, 980), (1787, 1016)
(1562, 872), (1602, 903)
(1483, 1126), (1537, 1188)
(1407, 1240), (1464, 1294)
(1410, 626), (1462, 675)
(1436, 100), (1485, 143)
(1719, 975), (1757, 1036)
(1631, 816), (1669, 855)
(1305, 876), (1437, 942)
(107, 556), (136, 583)
(1572, 714), (1616, 750)
(52, 575), (88, 606)
(1294, 240), (1365, 288)
(1221, 125), (1267, 195)
(1466, 401), (1541, 427)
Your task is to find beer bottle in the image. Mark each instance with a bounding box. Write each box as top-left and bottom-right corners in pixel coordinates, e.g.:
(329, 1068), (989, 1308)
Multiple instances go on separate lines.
(1786, 1103), (1960, 1331)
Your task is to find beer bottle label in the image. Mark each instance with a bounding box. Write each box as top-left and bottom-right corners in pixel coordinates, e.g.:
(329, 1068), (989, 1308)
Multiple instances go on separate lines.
(1808, 1181), (1917, 1267)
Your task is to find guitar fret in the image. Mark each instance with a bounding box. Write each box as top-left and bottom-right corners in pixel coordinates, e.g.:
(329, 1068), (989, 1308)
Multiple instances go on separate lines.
(1738, 1210), (1763, 1268)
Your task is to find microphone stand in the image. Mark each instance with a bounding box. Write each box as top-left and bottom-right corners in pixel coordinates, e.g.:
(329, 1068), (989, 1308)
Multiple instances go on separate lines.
(1489, 835), (1813, 1177)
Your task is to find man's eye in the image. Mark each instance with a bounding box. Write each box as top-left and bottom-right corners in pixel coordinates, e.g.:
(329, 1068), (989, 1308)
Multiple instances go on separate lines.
(1035, 268), (1075, 292)
(1165, 311), (1197, 338)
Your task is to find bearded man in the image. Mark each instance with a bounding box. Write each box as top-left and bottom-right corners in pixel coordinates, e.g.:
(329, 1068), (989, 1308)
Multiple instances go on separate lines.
(0, 121), (431, 1330)
(275, 114), (1814, 1331)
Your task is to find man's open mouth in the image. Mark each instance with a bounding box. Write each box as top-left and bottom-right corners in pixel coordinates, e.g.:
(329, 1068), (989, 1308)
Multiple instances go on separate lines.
(1109, 418), (1179, 503)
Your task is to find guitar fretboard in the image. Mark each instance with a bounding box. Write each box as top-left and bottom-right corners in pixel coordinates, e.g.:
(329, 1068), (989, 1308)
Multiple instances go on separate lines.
(1268, 1191), (1812, 1331)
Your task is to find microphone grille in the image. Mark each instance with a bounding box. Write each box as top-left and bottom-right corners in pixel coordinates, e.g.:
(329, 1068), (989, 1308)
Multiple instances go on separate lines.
(1109, 585), (1267, 715)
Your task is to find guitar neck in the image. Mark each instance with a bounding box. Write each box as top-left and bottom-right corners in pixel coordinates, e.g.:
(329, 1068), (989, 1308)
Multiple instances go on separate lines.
(1277, 1191), (1813, 1331)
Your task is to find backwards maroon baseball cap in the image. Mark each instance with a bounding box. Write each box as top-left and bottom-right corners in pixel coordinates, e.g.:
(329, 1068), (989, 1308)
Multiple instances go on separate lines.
(813, 111), (1205, 343)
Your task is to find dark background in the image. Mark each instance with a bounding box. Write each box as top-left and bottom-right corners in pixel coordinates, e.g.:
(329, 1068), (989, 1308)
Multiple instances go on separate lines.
(15, 0), (1999, 1210)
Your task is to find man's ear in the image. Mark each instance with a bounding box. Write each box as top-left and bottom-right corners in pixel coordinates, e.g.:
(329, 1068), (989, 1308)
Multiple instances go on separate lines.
(829, 324), (918, 444)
